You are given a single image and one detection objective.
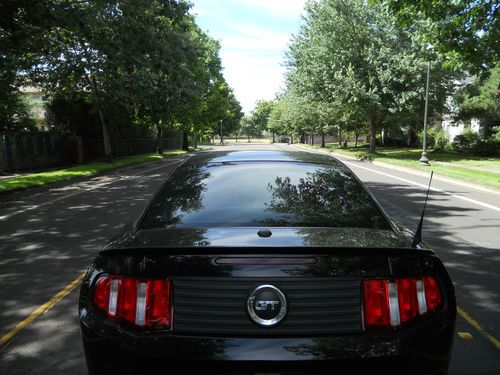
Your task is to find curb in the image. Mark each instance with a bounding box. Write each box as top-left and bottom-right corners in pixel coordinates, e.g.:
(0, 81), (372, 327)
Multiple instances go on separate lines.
(289, 144), (500, 196)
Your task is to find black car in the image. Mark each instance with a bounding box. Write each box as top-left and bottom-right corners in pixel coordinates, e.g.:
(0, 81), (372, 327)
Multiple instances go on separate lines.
(79, 150), (456, 374)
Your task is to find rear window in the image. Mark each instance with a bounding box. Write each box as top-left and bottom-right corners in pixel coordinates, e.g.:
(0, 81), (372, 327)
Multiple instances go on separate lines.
(140, 162), (389, 230)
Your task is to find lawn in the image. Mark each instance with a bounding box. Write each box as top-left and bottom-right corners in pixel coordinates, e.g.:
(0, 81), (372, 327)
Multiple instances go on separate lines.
(301, 143), (500, 189)
(0, 150), (186, 194)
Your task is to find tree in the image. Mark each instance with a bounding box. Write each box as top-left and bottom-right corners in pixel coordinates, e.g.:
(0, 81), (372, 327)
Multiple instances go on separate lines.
(0, 85), (36, 133)
(0, 0), (61, 134)
(240, 116), (259, 142)
(455, 65), (500, 136)
(284, 0), (455, 153)
(2, 0), (241, 159)
(378, 0), (499, 74)
(248, 100), (275, 139)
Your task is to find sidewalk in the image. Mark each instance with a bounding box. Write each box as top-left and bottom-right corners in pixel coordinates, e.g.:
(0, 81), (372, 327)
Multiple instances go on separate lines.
(291, 143), (500, 196)
(433, 161), (500, 175)
(0, 151), (187, 195)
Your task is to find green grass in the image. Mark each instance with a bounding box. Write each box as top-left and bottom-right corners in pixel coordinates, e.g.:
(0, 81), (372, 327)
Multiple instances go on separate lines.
(0, 150), (186, 194)
(300, 143), (500, 189)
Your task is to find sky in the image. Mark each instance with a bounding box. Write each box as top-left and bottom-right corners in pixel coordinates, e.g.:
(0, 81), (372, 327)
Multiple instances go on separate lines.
(191, 0), (306, 114)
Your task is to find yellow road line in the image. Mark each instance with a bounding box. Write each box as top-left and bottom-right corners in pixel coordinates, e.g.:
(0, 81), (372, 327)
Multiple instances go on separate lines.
(0, 272), (86, 348)
(458, 306), (500, 349)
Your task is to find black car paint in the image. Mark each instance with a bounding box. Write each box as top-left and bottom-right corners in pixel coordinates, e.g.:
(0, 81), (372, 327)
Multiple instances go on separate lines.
(79, 151), (456, 374)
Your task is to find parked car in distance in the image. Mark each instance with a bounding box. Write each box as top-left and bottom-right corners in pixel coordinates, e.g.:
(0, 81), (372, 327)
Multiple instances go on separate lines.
(79, 150), (456, 374)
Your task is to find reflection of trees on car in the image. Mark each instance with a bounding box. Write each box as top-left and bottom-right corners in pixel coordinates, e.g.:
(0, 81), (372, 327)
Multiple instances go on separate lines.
(266, 168), (388, 229)
(141, 165), (210, 228)
(285, 336), (396, 360)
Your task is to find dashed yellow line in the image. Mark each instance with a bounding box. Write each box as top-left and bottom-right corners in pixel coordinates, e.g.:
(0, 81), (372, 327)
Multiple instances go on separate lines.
(0, 272), (86, 348)
(458, 306), (500, 349)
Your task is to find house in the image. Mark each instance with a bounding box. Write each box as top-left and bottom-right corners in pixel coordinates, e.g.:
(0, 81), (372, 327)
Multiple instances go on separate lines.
(19, 86), (47, 130)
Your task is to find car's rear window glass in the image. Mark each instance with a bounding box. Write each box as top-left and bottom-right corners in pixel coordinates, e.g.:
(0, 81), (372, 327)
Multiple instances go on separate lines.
(140, 162), (389, 229)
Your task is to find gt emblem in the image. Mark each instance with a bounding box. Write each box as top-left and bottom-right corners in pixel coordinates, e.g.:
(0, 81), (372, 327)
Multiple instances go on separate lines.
(247, 285), (287, 327)
(255, 300), (280, 311)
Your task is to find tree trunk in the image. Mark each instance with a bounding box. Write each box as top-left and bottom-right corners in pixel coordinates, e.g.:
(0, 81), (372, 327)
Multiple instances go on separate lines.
(248, 134), (250, 143)
(368, 115), (376, 154)
(290, 135), (293, 144)
(194, 132), (198, 149)
(408, 128), (417, 146)
(321, 131), (325, 148)
(236, 134), (238, 143)
(3, 135), (13, 171)
(272, 132), (275, 143)
(338, 128), (342, 146)
(311, 134), (314, 145)
(355, 131), (359, 148)
(97, 107), (112, 162)
(300, 132), (305, 144)
(156, 125), (163, 154)
(88, 75), (112, 162)
(182, 131), (189, 151)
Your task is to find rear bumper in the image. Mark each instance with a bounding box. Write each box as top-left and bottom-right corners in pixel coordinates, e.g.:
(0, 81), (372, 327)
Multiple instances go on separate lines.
(80, 308), (454, 375)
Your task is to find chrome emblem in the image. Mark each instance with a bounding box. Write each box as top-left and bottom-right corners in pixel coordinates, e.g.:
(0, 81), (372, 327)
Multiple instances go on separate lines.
(247, 284), (287, 327)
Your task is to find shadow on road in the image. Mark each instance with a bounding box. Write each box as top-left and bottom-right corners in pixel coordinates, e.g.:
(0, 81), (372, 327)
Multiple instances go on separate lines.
(0, 163), (182, 372)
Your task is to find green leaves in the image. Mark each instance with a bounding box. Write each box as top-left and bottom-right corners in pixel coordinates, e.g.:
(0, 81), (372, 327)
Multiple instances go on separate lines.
(274, 0), (458, 152)
(1, 0), (241, 143)
(455, 65), (500, 134)
(377, 0), (499, 74)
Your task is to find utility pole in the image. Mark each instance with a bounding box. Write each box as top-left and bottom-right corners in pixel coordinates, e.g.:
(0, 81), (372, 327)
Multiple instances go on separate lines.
(420, 60), (431, 165)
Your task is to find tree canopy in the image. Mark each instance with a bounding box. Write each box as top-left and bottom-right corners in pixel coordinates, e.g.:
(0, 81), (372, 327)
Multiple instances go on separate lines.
(1, 0), (241, 156)
(377, 0), (499, 74)
(270, 0), (458, 153)
(455, 65), (500, 135)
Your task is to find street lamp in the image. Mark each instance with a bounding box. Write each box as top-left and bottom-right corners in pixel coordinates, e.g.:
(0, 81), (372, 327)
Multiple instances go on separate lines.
(420, 47), (433, 165)
(220, 119), (223, 144)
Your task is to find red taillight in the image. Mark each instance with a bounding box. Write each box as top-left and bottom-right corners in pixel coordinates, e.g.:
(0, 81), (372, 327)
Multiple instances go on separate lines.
(92, 275), (171, 328)
(423, 276), (441, 310)
(92, 276), (111, 311)
(362, 280), (390, 327)
(363, 276), (441, 329)
(396, 278), (419, 323)
(148, 280), (171, 326)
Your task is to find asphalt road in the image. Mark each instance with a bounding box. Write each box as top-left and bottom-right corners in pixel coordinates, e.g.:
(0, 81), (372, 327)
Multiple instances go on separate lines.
(0, 143), (499, 374)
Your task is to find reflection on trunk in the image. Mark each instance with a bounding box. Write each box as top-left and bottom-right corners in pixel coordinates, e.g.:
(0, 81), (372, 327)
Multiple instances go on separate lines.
(266, 169), (388, 229)
(141, 164), (210, 228)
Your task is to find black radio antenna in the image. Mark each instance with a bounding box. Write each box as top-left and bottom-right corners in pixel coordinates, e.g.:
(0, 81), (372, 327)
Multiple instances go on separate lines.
(411, 171), (434, 248)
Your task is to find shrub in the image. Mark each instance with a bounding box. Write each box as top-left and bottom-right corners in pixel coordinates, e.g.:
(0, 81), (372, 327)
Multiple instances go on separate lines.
(452, 130), (481, 152)
(493, 126), (500, 141)
(452, 130), (498, 156)
(417, 128), (449, 150)
(472, 138), (499, 156)
(417, 128), (437, 149)
(434, 130), (450, 151)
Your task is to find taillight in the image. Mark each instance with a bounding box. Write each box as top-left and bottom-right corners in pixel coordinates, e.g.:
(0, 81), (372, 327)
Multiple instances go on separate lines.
(363, 276), (442, 328)
(92, 275), (172, 328)
(423, 276), (441, 310)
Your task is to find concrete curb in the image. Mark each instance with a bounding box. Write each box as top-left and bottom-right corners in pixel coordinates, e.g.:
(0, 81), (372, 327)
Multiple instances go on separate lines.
(289, 144), (500, 196)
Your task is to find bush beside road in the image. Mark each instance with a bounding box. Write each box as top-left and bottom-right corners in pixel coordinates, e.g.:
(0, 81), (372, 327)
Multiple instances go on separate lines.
(299, 143), (500, 189)
(0, 151), (186, 194)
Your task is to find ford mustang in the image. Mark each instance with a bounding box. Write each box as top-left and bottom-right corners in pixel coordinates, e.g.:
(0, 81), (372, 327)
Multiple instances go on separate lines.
(79, 150), (456, 374)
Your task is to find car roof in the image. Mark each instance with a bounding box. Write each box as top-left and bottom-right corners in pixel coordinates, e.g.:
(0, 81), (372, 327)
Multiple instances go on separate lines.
(184, 150), (345, 167)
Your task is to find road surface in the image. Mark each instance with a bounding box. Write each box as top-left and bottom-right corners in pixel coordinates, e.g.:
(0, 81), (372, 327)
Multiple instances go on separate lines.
(0, 143), (498, 374)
